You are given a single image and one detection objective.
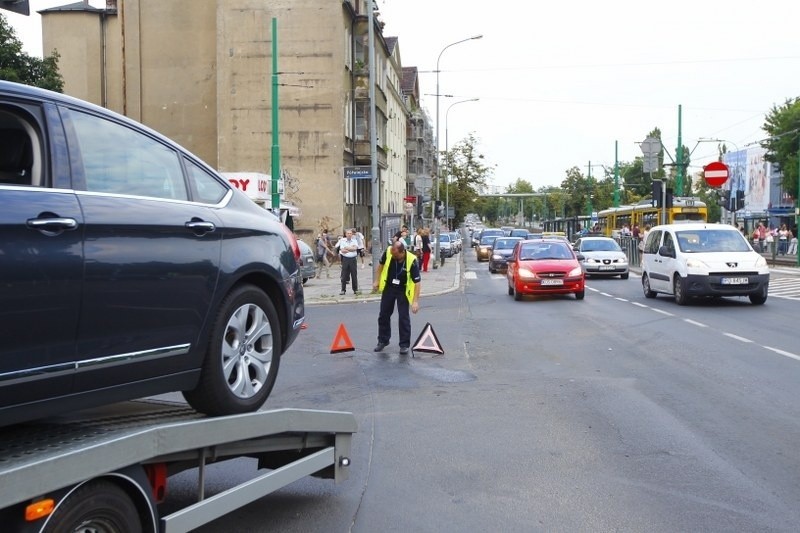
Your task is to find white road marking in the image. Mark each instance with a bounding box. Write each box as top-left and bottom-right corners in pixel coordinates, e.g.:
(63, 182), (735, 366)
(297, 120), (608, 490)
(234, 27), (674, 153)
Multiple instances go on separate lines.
(600, 292), (613, 297)
(464, 271), (477, 280)
(615, 297), (629, 302)
(651, 308), (674, 316)
(723, 332), (753, 343)
(763, 346), (800, 362)
(683, 319), (708, 328)
(631, 302), (648, 308)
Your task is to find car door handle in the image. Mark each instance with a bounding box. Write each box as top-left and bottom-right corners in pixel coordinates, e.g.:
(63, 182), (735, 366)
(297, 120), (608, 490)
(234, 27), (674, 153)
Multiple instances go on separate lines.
(26, 217), (78, 231)
(185, 220), (216, 234)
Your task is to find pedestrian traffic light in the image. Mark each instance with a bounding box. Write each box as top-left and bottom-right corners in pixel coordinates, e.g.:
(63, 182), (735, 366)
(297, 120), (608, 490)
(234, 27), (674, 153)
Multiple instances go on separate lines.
(651, 181), (662, 207)
(735, 190), (745, 211)
(665, 188), (673, 209)
(717, 189), (730, 208)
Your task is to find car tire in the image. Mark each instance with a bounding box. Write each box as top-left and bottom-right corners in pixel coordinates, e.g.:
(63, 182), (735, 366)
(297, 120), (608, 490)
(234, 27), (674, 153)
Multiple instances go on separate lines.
(749, 286), (768, 305)
(513, 285), (522, 301)
(673, 275), (688, 305)
(620, 272), (629, 280)
(41, 480), (141, 533)
(575, 290), (585, 300)
(642, 274), (657, 298)
(183, 284), (282, 416)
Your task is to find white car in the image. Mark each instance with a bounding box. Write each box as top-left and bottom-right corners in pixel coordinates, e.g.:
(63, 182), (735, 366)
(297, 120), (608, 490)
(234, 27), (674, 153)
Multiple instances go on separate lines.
(641, 223), (769, 305)
(574, 236), (629, 279)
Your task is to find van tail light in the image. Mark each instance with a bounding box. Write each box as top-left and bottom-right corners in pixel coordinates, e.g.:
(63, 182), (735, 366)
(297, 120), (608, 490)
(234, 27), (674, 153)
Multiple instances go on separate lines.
(281, 224), (302, 262)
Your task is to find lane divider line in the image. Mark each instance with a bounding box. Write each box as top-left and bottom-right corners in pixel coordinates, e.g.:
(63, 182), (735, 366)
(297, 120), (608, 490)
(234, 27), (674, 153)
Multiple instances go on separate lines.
(651, 308), (674, 316)
(600, 292), (613, 297)
(762, 346), (800, 362)
(631, 302), (648, 308)
(615, 297), (629, 302)
(723, 332), (753, 343)
(683, 318), (708, 328)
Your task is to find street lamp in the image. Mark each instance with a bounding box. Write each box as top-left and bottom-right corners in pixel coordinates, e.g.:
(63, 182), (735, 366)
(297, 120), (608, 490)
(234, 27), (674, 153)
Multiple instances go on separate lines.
(433, 34), (482, 268)
(445, 98), (479, 232)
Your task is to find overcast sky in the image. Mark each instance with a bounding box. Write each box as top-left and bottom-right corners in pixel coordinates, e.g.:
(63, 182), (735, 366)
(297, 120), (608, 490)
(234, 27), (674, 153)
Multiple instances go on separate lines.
(8, 0), (800, 192)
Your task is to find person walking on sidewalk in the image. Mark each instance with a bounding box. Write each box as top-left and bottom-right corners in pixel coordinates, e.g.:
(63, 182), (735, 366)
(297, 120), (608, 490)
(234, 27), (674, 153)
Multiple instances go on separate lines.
(315, 229), (333, 278)
(372, 241), (421, 355)
(354, 228), (366, 268)
(337, 229), (360, 295)
(420, 227), (432, 272)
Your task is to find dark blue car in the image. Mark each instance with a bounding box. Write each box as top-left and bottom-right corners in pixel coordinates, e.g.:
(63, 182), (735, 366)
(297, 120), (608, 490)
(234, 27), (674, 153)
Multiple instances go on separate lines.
(0, 81), (305, 426)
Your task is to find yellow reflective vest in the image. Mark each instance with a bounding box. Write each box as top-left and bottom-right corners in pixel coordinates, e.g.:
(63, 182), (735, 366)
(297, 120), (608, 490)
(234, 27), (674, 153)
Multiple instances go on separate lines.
(378, 246), (417, 304)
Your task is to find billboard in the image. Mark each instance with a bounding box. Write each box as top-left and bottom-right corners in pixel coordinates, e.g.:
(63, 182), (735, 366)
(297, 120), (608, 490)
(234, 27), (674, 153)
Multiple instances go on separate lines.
(723, 147), (769, 213)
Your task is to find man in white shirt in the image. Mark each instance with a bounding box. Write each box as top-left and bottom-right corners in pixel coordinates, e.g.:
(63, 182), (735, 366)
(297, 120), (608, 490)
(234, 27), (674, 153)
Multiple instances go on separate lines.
(336, 229), (360, 295)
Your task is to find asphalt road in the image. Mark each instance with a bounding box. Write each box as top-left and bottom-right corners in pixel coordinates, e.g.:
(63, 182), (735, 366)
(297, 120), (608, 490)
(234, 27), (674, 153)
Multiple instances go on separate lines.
(165, 251), (800, 532)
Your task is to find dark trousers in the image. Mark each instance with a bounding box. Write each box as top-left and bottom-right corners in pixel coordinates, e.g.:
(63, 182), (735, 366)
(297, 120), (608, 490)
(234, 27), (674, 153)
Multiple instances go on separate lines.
(340, 256), (358, 292)
(378, 287), (411, 347)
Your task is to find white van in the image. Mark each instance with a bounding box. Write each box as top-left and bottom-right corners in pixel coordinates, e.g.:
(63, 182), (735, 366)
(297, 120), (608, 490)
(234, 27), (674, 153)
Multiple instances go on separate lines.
(641, 223), (769, 305)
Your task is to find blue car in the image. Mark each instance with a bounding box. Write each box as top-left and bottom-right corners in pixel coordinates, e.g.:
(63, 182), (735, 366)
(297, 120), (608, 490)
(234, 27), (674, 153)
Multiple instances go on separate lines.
(0, 81), (305, 426)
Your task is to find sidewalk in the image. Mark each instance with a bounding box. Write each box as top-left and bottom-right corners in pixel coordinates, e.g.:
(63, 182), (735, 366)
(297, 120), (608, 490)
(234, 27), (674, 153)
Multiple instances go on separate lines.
(302, 252), (462, 305)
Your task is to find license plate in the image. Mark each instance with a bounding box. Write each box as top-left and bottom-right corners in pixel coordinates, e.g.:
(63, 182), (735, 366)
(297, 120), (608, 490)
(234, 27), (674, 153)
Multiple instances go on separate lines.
(598, 265), (614, 271)
(721, 277), (748, 285)
(540, 278), (564, 286)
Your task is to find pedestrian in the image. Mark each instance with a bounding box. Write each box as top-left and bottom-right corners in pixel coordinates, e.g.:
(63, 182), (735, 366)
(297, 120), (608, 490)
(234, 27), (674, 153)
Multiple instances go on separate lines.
(315, 229), (333, 278)
(352, 228), (366, 268)
(638, 224), (650, 265)
(420, 227), (432, 272)
(632, 223), (640, 240)
(336, 229), (360, 295)
(778, 224), (789, 255)
(372, 240), (421, 354)
(788, 229), (798, 255)
(393, 225), (409, 244)
(753, 222), (766, 252)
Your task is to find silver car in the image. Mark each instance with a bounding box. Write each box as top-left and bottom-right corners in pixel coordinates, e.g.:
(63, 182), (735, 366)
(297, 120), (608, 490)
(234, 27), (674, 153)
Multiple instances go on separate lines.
(298, 240), (317, 284)
(574, 237), (629, 279)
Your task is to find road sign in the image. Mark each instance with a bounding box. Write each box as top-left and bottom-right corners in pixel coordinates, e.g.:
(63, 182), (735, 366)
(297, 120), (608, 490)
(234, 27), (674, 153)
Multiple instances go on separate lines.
(343, 166), (371, 179)
(640, 136), (661, 157)
(642, 155), (659, 173)
(703, 161), (729, 188)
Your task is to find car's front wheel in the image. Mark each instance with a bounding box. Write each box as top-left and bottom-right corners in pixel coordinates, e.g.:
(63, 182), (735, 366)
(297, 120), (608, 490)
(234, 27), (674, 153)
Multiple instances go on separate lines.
(642, 273), (656, 298)
(673, 275), (688, 305)
(184, 284), (282, 416)
(749, 285), (768, 305)
(620, 272), (629, 280)
(575, 290), (585, 300)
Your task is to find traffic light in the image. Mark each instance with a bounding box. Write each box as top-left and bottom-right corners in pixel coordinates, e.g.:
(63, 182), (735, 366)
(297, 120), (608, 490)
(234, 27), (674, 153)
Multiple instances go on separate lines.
(735, 190), (745, 211)
(651, 181), (662, 207)
(717, 189), (730, 208)
(665, 188), (674, 209)
(416, 195), (423, 216)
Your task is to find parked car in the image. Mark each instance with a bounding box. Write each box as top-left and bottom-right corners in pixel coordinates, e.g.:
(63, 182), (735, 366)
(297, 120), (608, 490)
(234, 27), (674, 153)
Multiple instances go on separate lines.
(641, 223), (769, 305)
(506, 239), (585, 301)
(0, 80), (305, 427)
(438, 233), (453, 257)
(298, 240), (317, 284)
(488, 237), (523, 273)
(509, 228), (529, 239)
(574, 236), (629, 279)
(449, 231), (462, 253)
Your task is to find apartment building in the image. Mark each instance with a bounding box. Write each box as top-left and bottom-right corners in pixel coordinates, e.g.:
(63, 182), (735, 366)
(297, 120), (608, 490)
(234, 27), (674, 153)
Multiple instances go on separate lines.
(40, 0), (416, 242)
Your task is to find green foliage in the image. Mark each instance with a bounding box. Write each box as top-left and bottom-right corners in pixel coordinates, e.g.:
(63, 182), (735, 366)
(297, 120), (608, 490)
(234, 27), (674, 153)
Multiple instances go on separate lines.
(0, 14), (63, 91)
(762, 97), (800, 198)
(441, 133), (494, 227)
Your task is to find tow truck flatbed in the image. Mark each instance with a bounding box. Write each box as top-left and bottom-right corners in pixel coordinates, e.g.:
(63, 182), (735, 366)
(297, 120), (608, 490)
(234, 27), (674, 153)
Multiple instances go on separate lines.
(0, 400), (356, 532)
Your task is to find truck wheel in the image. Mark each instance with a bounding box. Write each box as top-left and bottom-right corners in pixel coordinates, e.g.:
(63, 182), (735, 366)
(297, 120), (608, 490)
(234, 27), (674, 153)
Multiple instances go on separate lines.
(184, 284), (282, 416)
(42, 480), (142, 533)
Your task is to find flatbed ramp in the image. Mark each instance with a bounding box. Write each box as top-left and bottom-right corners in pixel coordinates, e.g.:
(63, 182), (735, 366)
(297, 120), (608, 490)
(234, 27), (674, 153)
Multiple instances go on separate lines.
(0, 400), (356, 532)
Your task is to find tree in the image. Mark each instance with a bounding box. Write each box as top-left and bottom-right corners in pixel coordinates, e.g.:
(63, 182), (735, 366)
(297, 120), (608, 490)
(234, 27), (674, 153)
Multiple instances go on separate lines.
(0, 13), (63, 91)
(441, 133), (494, 227)
(762, 97), (800, 198)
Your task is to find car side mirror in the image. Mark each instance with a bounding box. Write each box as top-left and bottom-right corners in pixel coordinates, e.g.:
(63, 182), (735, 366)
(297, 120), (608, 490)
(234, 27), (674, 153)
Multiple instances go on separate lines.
(658, 245), (675, 258)
(576, 253), (585, 262)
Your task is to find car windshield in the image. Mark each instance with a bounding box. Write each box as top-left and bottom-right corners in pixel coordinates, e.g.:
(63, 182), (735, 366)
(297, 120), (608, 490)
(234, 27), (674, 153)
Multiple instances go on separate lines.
(480, 236), (498, 245)
(439, 234), (450, 242)
(493, 238), (520, 250)
(581, 239), (621, 252)
(519, 242), (573, 260)
(676, 229), (751, 253)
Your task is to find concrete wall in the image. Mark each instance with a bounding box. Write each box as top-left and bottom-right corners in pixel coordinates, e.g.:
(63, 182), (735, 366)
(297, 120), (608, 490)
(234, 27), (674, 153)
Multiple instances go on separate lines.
(42, 12), (104, 105)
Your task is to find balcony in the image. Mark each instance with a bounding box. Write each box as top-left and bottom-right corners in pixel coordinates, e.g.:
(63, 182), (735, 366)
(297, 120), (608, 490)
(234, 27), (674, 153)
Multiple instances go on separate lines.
(354, 140), (388, 169)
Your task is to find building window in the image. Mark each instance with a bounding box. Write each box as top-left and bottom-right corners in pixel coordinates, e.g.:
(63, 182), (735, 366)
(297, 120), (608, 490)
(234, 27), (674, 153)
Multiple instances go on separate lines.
(355, 101), (369, 140)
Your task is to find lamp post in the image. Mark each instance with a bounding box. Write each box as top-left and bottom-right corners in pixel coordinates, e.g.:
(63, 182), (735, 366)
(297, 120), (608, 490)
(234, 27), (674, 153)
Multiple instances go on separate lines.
(445, 98), (479, 233)
(433, 34), (482, 268)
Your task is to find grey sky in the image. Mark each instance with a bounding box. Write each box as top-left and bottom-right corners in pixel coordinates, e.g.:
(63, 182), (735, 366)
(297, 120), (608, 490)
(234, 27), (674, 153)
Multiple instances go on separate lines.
(8, 0), (800, 194)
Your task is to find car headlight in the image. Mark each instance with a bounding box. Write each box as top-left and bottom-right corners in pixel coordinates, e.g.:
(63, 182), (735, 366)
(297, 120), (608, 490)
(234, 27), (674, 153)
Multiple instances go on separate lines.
(568, 266), (583, 277)
(686, 258), (709, 270)
(491, 254), (502, 260)
(518, 268), (537, 279)
(755, 256), (767, 268)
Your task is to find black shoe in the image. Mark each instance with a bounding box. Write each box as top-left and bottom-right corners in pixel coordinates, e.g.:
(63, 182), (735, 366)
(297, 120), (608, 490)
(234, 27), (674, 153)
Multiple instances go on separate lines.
(374, 343), (388, 352)
(399, 346), (409, 355)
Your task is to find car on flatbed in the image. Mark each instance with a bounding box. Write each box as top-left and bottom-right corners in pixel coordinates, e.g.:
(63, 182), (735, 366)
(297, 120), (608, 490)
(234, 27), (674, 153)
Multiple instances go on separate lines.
(0, 80), (305, 427)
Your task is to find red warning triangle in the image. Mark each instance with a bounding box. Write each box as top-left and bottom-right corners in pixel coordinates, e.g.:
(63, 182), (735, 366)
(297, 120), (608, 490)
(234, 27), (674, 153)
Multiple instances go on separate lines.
(411, 322), (444, 355)
(330, 323), (355, 354)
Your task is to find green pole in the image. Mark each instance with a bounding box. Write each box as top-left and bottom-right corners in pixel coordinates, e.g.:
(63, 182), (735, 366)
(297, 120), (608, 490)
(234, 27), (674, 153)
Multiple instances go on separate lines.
(270, 17), (280, 212)
(676, 104), (683, 196)
(586, 161), (592, 216)
(796, 140), (799, 266)
(613, 140), (619, 207)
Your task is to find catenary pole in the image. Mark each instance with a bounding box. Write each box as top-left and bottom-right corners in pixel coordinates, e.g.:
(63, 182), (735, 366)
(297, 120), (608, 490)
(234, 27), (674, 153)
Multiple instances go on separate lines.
(367, 0), (381, 283)
(271, 18), (280, 212)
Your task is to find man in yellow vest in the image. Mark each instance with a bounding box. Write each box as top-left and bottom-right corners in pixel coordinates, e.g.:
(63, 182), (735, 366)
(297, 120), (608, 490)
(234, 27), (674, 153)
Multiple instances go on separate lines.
(372, 240), (421, 354)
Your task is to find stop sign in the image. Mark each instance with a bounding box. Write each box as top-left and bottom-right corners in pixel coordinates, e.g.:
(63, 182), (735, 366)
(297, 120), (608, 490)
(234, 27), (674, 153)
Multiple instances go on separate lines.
(704, 161), (729, 188)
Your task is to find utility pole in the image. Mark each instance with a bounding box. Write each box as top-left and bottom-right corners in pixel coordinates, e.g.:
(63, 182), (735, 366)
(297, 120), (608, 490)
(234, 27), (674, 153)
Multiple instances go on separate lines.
(270, 17), (281, 212)
(676, 104), (684, 196)
(613, 140), (619, 207)
(367, 0), (381, 281)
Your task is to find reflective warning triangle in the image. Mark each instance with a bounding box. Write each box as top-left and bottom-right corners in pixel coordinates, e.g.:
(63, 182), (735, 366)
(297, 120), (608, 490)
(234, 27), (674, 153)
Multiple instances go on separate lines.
(330, 323), (355, 354)
(411, 322), (444, 355)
